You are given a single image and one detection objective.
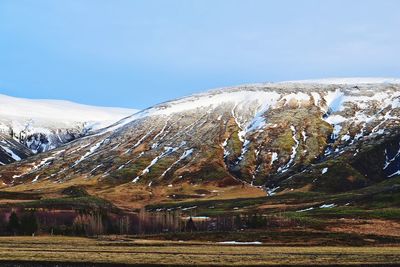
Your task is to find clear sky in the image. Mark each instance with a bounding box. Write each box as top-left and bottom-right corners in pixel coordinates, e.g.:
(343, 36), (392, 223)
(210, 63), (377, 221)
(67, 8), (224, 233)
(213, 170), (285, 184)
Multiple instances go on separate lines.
(0, 0), (399, 109)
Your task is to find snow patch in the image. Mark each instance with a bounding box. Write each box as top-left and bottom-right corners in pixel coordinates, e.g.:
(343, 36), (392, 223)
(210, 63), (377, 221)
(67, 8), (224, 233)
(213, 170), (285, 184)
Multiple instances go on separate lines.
(384, 146), (400, 170)
(72, 139), (108, 167)
(301, 131), (307, 142)
(320, 204), (336, 209)
(266, 186), (280, 196)
(133, 144), (185, 183)
(32, 175), (40, 183)
(219, 241), (262, 245)
(270, 152), (278, 165)
(161, 148), (194, 177)
(296, 207), (314, 212)
(0, 145), (21, 161)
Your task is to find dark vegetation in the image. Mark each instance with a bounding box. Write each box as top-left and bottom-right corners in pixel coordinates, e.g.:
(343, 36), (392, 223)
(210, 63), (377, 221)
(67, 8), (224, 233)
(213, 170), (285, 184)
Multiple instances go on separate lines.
(0, 175), (397, 243)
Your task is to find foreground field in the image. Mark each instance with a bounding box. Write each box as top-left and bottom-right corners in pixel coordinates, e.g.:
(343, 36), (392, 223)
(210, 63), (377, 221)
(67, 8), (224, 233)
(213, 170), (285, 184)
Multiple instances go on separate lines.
(0, 236), (399, 266)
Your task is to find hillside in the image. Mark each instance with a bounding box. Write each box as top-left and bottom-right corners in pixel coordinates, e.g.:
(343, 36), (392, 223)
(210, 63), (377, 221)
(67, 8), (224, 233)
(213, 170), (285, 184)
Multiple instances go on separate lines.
(0, 79), (398, 211)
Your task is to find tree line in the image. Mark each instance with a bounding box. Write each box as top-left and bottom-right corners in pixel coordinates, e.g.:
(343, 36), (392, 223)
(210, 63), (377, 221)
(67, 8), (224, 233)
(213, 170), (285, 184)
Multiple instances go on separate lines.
(0, 208), (298, 236)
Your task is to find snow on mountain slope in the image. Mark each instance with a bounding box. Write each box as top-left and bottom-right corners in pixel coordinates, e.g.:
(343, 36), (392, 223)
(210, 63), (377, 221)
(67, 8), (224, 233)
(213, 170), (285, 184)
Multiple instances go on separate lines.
(0, 93), (138, 164)
(0, 93), (136, 129)
(1, 79), (400, 197)
(99, 78), (400, 136)
(0, 133), (32, 165)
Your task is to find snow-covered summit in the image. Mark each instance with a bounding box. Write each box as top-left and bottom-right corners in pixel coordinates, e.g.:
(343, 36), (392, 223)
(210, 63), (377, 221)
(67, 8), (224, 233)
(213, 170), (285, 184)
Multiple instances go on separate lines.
(99, 77), (400, 135)
(0, 93), (138, 160)
(0, 93), (137, 129)
(280, 77), (400, 85)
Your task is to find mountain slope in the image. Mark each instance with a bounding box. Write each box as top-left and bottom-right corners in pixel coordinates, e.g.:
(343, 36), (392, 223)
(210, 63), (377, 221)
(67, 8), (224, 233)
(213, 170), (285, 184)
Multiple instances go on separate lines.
(0, 79), (399, 208)
(0, 93), (137, 164)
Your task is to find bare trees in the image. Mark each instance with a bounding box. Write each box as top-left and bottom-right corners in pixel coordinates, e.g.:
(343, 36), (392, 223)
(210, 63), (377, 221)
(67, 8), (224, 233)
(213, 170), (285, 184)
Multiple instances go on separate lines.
(73, 212), (105, 236)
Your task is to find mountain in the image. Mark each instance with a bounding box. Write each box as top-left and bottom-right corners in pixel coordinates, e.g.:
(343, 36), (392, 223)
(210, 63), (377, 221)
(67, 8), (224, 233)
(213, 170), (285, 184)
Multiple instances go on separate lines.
(0, 93), (137, 165)
(0, 78), (399, 210)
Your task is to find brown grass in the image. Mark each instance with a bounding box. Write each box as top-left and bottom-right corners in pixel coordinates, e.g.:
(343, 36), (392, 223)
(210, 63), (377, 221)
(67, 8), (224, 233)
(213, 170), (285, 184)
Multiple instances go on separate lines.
(0, 236), (398, 266)
(87, 181), (265, 210)
(328, 219), (400, 237)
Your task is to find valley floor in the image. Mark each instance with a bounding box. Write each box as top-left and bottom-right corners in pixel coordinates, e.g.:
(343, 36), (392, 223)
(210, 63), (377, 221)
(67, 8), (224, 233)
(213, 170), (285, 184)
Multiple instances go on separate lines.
(0, 236), (399, 266)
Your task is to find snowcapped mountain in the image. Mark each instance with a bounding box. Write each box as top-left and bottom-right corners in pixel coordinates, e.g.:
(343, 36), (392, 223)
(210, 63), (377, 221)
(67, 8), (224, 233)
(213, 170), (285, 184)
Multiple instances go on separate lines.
(1, 78), (400, 204)
(0, 93), (137, 164)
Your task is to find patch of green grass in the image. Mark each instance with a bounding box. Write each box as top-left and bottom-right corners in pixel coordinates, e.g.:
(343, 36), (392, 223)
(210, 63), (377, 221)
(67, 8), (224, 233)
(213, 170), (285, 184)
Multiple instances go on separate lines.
(109, 156), (153, 182)
(143, 156), (177, 181)
(282, 211), (326, 228)
(228, 130), (243, 157)
(61, 186), (89, 197)
(360, 191), (400, 209)
(274, 129), (295, 154)
(0, 196), (119, 212)
(305, 206), (400, 220)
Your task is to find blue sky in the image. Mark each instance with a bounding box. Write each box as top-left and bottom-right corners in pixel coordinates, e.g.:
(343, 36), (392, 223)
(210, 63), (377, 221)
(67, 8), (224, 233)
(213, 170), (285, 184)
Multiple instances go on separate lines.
(0, 0), (399, 109)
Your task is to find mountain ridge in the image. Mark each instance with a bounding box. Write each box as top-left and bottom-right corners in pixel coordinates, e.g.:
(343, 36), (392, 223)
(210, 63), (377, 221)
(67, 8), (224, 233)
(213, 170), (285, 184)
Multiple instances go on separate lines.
(1, 79), (399, 210)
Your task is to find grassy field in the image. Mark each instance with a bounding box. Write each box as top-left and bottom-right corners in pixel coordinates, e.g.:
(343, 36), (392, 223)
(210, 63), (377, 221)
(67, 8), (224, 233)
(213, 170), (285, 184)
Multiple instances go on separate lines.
(0, 236), (399, 266)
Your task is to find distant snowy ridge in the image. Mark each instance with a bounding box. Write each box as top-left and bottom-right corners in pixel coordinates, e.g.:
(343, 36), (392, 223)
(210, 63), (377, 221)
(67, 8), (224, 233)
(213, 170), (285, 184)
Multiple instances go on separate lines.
(0, 93), (137, 129)
(0, 93), (138, 162)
